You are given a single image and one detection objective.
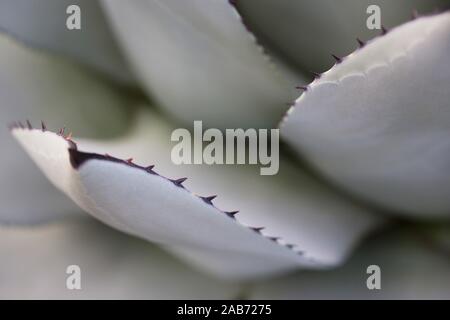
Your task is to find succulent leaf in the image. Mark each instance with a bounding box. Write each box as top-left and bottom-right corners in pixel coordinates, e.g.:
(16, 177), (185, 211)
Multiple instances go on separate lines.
(0, 217), (239, 299)
(100, 0), (304, 129)
(281, 12), (450, 217)
(0, 0), (134, 84)
(0, 33), (130, 224)
(251, 227), (450, 299)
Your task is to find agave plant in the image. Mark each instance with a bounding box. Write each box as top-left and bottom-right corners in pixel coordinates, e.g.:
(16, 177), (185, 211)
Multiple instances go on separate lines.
(1, 0), (450, 299)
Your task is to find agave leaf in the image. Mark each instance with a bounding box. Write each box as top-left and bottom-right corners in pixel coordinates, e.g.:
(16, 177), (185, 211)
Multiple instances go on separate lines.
(0, 0), (134, 84)
(421, 224), (450, 253)
(250, 227), (450, 299)
(11, 108), (383, 279)
(0, 217), (239, 299)
(281, 12), (450, 217)
(235, 0), (448, 74)
(100, 0), (304, 129)
(0, 33), (130, 224)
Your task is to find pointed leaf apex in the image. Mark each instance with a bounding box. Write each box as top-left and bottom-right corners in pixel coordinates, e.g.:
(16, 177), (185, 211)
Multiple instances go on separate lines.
(201, 195), (217, 204)
(172, 177), (187, 186)
(310, 71), (321, 79)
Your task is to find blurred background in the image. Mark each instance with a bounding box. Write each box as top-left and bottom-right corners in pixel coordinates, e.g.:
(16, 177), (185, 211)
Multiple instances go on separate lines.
(0, 0), (449, 299)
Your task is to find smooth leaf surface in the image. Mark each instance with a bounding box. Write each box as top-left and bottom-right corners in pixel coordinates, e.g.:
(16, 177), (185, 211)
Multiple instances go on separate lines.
(101, 0), (303, 129)
(281, 12), (450, 217)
